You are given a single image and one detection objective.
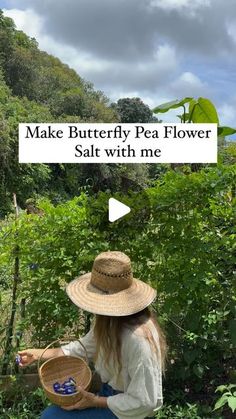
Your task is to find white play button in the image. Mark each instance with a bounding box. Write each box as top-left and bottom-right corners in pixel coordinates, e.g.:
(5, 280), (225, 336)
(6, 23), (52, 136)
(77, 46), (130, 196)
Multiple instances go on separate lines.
(109, 198), (131, 222)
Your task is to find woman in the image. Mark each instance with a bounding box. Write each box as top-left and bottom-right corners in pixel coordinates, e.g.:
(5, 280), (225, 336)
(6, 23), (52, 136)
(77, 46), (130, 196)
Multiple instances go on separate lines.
(19, 251), (167, 419)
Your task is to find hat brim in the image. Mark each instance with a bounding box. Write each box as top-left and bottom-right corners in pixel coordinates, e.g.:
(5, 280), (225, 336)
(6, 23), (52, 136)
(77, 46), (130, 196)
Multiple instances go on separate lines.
(66, 273), (157, 316)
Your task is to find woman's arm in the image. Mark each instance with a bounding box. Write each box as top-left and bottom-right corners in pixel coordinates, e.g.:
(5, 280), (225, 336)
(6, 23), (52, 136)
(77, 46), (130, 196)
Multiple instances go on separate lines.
(61, 387), (108, 411)
(107, 334), (163, 419)
(18, 327), (96, 367)
(61, 328), (96, 362)
(18, 347), (64, 367)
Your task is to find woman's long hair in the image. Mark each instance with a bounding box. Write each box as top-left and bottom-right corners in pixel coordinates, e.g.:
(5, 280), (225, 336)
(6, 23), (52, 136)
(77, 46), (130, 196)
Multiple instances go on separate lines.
(93, 307), (167, 375)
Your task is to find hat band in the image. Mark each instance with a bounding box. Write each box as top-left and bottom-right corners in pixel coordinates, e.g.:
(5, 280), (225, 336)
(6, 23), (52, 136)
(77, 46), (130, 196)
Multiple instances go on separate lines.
(93, 266), (132, 278)
(91, 267), (133, 292)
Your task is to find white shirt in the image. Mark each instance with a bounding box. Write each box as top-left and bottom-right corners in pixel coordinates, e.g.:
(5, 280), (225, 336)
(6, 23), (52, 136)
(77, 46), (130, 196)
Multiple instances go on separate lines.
(62, 320), (163, 419)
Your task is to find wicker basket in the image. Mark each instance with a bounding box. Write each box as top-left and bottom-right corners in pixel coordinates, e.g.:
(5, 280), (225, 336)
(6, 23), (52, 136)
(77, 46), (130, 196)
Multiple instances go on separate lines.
(38, 338), (92, 407)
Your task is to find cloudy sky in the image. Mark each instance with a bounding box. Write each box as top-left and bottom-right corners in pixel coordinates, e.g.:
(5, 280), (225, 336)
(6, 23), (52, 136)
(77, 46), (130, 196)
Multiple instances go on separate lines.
(1, 0), (236, 126)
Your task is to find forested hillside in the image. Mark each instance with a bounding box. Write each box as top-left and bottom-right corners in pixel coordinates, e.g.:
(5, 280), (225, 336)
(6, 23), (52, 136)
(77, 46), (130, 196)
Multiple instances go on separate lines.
(0, 10), (129, 215)
(1, 10), (234, 217)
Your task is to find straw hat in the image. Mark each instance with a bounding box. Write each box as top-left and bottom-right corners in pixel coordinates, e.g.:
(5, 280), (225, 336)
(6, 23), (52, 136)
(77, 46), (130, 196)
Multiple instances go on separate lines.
(66, 251), (156, 316)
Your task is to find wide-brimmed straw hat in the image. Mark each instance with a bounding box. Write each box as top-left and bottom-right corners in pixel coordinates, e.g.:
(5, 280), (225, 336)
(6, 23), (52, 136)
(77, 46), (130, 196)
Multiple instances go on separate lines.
(66, 251), (157, 316)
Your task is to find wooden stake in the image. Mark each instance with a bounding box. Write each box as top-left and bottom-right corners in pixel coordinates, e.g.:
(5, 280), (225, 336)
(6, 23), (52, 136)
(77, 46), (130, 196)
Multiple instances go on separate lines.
(1, 194), (20, 375)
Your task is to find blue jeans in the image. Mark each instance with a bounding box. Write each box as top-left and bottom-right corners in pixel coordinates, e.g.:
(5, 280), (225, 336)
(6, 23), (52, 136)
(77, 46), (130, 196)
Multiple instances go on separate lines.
(41, 383), (118, 418)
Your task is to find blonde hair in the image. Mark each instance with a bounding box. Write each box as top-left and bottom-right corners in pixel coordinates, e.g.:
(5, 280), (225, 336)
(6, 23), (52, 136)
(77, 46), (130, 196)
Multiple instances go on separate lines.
(93, 307), (167, 375)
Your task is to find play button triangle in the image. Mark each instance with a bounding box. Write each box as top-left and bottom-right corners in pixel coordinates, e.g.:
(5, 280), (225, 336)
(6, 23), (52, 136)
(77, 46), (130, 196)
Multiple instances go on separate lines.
(109, 198), (131, 222)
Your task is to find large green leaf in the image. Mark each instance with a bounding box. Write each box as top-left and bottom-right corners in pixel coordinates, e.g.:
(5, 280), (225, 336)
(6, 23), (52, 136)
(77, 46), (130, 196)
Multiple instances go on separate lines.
(218, 126), (236, 137)
(193, 364), (204, 378)
(188, 99), (197, 121)
(213, 395), (228, 410)
(153, 97), (192, 114)
(216, 385), (228, 393)
(228, 396), (236, 413)
(189, 97), (219, 123)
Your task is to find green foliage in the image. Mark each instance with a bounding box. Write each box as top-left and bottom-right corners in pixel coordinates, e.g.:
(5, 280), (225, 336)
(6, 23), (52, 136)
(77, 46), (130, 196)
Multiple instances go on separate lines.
(0, 10), (116, 120)
(50, 87), (116, 122)
(218, 142), (236, 165)
(51, 87), (89, 118)
(0, 196), (109, 344)
(4, 46), (38, 99)
(0, 166), (235, 386)
(148, 166), (235, 389)
(0, 385), (49, 419)
(153, 97), (236, 136)
(153, 98), (192, 114)
(115, 97), (154, 123)
(214, 384), (236, 413)
(0, 10), (118, 216)
(0, 75), (53, 215)
(155, 402), (219, 418)
(217, 126), (236, 136)
(0, 385), (222, 419)
(0, 12), (15, 69)
(188, 98), (219, 124)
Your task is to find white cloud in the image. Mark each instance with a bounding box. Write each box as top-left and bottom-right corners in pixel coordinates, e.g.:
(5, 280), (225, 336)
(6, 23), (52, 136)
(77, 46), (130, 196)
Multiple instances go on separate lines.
(3, 8), (61, 58)
(149, 0), (211, 12)
(66, 43), (179, 96)
(177, 72), (204, 87)
(153, 44), (177, 73)
(227, 21), (236, 44)
(2, 5), (235, 130)
(3, 8), (43, 39)
(2, 8), (180, 101)
(218, 103), (236, 126)
(170, 71), (209, 97)
(3, 8), (112, 79)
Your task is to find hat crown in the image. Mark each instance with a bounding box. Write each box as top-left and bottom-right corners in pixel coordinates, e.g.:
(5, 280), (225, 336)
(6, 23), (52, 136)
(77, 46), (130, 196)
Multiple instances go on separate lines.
(91, 251), (133, 292)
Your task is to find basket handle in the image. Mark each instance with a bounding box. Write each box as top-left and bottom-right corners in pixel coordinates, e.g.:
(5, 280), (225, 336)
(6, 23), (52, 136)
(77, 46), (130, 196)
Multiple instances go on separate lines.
(37, 337), (89, 372)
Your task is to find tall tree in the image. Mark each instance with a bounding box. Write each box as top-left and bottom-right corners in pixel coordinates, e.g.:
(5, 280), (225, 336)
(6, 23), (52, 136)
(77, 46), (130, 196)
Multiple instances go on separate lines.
(115, 97), (153, 123)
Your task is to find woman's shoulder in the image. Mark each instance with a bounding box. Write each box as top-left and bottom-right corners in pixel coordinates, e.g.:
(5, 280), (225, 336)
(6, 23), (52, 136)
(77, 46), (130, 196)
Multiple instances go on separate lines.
(122, 319), (159, 352)
(123, 318), (159, 337)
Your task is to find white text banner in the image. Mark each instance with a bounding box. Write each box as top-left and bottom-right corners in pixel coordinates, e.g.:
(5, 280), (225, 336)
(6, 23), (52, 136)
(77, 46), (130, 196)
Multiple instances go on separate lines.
(19, 123), (218, 163)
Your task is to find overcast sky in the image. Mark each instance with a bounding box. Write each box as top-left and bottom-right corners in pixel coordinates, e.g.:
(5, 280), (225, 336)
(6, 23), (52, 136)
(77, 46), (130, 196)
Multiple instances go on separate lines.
(1, 0), (236, 126)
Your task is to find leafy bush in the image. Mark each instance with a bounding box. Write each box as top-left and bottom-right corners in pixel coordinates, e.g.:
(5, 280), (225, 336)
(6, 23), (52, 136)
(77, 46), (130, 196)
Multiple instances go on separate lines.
(214, 384), (236, 414)
(0, 386), (48, 419)
(155, 402), (218, 419)
(0, 388), (222, 419)
(0, 164), (235, 402)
